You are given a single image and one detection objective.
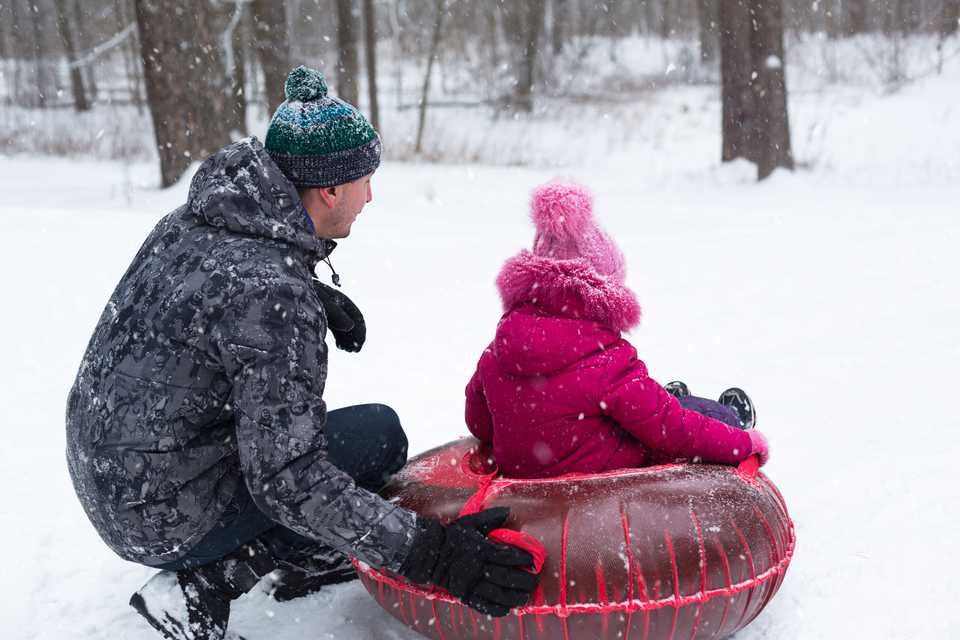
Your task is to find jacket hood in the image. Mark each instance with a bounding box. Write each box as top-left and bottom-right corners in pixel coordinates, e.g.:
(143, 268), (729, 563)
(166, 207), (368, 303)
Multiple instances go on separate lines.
(496, 250), (641, 334)
(186, 137), (330, 264)
(492, 308), (622, 376)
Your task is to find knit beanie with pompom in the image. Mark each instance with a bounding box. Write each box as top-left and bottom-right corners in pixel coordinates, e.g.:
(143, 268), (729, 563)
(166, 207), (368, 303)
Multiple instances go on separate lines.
(265, 65), (381, 188)
(529, 182), (626, 282)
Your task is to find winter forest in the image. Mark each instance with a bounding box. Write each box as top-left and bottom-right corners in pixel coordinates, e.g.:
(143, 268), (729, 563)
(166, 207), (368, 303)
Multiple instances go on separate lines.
(1, 1), (959, 639)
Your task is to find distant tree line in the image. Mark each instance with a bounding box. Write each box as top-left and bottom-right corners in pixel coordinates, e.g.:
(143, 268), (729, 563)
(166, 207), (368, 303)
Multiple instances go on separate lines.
(1, 0), (958, 184)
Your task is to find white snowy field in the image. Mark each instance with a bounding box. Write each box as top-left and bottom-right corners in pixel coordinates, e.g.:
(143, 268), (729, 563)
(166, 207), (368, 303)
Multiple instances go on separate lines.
(2, 58), (960, 640)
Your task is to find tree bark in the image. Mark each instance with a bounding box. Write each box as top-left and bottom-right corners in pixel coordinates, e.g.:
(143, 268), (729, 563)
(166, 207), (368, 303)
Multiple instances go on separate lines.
(214, 0), (248, 136)
(363, 0), (380, 130)
(515, 0), (546, 112)
(944, 0), (960, 37)
(134, 0), (234, 187)
(335, 0), (360, 105)
(251, 0), (290, 116)
(720, 0), (793, 180)
(552, 0), (568, 55)
(54, 0), (89, 111)
(29, 0), (47, 108)
(825, 0), (841, 39)
(750, 0), (793, 179)
(415, 0), (446, 154)
(72, 0), (97, 101)
(9, 0), (24, 106)
(720, 0), (755, 162)
(660, 0), (673, 39)
(0, 2), (7, 63)
(642, 0), (657, 35)
(846, 0), (868, 35)
(697, 0), (719, 63)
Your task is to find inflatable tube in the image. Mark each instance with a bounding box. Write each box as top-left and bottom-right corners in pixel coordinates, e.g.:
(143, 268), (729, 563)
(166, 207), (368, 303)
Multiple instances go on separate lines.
(356, 437), (795, 640)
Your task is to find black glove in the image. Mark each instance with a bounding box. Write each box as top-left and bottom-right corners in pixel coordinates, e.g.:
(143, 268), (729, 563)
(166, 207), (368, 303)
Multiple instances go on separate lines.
(313, 281), (366, 352)
(399, 508), (539, 617)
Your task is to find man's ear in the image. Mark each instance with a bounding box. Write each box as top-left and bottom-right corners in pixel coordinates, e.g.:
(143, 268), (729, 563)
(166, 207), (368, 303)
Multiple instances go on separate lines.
(316, 185), (338, 209)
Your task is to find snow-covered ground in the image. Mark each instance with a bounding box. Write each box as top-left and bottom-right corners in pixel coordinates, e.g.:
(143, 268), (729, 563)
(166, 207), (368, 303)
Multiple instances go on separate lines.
(3, 48), (960, 640)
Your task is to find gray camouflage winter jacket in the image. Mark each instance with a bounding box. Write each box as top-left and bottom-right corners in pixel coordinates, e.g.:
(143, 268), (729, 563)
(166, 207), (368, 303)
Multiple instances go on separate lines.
(66, 137), (418, 569)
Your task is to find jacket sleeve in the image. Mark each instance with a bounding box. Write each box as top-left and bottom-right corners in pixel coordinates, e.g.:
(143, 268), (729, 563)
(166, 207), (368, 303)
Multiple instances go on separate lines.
(464, 353), (494, 443)
(600, 349), (752, 466)
(214, 279), (418, 572)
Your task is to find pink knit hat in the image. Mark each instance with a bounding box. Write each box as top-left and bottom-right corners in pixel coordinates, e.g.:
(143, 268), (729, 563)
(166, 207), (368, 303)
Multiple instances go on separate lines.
(530, 181), (626, 282)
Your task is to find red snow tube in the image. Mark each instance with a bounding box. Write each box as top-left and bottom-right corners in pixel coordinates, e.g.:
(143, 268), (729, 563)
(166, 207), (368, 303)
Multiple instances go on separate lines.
(355, 437), (795, 640)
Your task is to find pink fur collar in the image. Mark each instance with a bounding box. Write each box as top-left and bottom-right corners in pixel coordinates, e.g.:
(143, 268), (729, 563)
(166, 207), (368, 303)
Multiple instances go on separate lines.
(496, 250), (641, 333)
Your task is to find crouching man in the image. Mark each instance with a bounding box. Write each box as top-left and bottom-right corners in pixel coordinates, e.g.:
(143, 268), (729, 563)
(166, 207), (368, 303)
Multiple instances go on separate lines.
(66, 66), (537, 640)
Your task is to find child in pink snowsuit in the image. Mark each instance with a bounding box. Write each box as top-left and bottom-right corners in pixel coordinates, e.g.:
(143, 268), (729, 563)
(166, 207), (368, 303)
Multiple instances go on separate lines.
(465, 182), (769, 479)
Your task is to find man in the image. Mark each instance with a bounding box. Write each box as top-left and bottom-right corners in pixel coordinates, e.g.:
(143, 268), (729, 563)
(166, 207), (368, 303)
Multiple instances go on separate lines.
(66, 66), (537, 640)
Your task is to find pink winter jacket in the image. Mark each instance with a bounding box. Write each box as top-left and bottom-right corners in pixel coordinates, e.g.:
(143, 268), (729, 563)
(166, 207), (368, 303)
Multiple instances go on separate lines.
(465, 252), (756, 479)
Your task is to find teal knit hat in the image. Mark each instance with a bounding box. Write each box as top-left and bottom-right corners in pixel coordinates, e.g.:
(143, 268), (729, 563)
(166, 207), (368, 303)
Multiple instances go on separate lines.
(265, 66), (381, 188)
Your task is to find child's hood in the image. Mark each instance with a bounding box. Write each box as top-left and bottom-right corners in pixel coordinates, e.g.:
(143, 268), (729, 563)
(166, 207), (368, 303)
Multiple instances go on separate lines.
(491, 251), (642, 376)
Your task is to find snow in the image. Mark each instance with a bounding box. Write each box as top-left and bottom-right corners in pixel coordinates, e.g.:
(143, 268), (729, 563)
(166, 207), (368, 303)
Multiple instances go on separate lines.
(2, 44), (960, 640)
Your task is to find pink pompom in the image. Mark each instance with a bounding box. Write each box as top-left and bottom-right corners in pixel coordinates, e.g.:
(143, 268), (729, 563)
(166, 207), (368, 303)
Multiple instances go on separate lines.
(530, 182), (594, 239)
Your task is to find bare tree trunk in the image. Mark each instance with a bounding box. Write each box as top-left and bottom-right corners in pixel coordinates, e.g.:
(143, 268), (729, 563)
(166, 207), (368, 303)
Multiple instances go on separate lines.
(0, 2), (7, 64)
(846, 0), (868, 35)
(29, 0), (47, 108)
(642, 0), (657, 34)
(552, 0), (568, 55)
(9, 0), (24, 106)
(660, 0), (673, 38)
(750, 0), (793, 179)
(720, 0), (755, 162)
(231, 16), (248, 135)
(487, 2), (500, 72)
(825, 0), (841, 39)
(54, 0), (89, 111)
(515, 0), (546, 112)
(943, 0), (960, 37)
(251, 0), (290, 117)
(134, 0), (233, 187)
(415, 0), (446, 154)
(697, 0), (719, 62)
(336, 0), (360, 105)
(720, 0), (792, 180)
(363, 0), (380, 130)
(119, 0), (145, 113)
(214, 0), (248, 136)
(71, 0), (97, 102)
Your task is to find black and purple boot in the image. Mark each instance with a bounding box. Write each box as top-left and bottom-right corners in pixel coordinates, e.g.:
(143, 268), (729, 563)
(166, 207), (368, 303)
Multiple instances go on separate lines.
(718, 387), (756, 430)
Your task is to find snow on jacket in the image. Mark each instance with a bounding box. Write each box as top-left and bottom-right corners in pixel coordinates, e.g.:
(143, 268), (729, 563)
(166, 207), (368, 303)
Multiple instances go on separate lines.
(66, 137), (417, 569)
(465, 252), (756, 479)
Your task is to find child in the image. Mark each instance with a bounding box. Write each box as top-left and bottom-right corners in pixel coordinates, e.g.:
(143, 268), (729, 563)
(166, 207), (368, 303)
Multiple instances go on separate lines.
(465, 182), (769, 479)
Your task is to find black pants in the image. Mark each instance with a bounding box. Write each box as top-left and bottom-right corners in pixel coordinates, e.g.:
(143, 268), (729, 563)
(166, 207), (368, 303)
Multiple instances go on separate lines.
(156, 403), (408, 571)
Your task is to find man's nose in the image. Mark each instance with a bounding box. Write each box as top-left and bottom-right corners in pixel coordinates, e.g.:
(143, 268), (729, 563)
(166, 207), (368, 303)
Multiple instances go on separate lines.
(366, 183), (373, 203)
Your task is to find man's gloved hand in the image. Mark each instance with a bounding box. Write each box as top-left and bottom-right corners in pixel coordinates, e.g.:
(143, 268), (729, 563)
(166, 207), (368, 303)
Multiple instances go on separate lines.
(399, 507), (539, 617)
(313, 281), (365, 352)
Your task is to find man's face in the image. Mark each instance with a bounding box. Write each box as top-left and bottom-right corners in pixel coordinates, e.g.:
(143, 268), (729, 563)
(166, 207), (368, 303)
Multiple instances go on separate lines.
(330, 174), (373, 238)
(302, 174), (374, 239)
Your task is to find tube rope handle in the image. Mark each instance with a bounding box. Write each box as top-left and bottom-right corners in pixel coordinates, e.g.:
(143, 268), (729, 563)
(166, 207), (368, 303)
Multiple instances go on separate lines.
(737, 454), (761, 479)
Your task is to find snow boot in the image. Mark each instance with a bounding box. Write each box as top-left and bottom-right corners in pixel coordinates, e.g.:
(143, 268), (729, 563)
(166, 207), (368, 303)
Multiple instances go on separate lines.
(265, 547), (358, 602)
(129, 541), (275, 640)
(718, 387), (756, 430)
(664, 381), (690, 400)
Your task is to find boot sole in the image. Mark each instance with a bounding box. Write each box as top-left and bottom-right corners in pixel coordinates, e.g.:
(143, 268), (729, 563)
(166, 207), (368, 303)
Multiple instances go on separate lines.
(130, 577), (246, 640)
(129, 591), (191, 640)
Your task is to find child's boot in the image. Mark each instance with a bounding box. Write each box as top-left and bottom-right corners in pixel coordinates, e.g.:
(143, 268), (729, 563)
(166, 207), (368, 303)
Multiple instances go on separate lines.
(718, 387), (756, 430)
(664, 381), (690, 399)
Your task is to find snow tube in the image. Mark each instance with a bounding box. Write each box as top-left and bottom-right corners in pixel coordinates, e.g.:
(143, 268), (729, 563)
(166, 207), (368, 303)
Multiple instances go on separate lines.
(356, 437), (795, 640)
